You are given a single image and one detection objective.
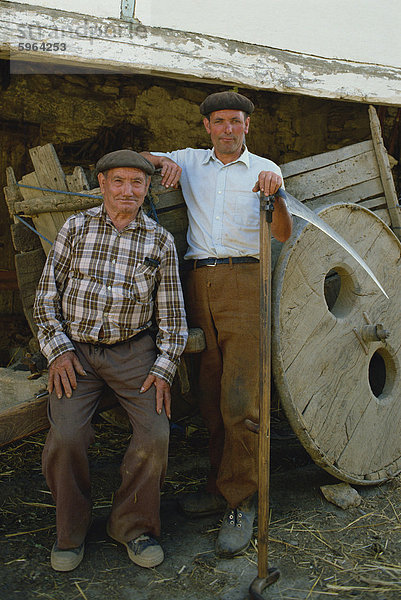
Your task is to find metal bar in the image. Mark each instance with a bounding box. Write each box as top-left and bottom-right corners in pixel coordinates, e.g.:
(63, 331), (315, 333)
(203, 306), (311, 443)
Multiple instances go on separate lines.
(121, 0), (136, 19)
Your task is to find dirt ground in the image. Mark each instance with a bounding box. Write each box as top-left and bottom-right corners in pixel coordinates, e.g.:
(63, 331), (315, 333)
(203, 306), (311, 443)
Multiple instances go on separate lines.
(1, 415), (401, 600)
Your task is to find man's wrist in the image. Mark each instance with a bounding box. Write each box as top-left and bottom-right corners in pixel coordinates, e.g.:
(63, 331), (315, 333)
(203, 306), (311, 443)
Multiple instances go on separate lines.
(149, 362), (175, 386)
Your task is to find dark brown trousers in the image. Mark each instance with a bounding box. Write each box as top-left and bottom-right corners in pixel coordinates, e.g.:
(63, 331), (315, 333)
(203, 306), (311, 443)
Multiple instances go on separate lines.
(42, 334), (169, 549)
(185, 263), (259, 508)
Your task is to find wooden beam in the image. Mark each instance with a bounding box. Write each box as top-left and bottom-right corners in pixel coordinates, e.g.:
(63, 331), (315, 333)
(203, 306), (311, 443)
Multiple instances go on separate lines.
(14, 192), (102, 215)
(368, 105), (401, 240)
(0, 2), (400, 105)
(0, 396), (49, 447)
(281, 141), (374, 179)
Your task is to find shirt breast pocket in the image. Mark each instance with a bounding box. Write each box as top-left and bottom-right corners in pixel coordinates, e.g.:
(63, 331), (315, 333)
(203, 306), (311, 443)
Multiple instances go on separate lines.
(231, 192), (259, 230)
(133, 263), (157, 304)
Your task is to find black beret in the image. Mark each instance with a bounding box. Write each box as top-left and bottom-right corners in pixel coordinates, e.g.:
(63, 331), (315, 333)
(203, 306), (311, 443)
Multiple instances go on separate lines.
(95, 150), (155, 176)
(199, 91), (255, 116)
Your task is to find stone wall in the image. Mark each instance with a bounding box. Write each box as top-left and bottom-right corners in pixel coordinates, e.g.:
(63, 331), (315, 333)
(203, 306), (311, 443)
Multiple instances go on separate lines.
(0, 70), (397, 351)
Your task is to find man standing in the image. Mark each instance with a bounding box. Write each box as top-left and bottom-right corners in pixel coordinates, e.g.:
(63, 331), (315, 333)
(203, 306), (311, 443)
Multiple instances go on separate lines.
(34, 150), (188, 572)
(142, 91), (292, 557)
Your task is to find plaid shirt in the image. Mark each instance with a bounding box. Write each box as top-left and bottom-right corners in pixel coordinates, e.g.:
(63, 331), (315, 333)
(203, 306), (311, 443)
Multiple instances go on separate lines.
(34, 205), (188, 385)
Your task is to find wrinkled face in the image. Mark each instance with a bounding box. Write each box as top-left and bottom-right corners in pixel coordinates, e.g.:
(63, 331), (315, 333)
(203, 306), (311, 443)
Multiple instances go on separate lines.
(203, 109), (250, 158)
(98, 167), (150, 220)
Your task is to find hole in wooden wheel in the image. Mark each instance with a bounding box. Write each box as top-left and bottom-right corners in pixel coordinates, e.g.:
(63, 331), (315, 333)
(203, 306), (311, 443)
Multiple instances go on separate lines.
(369, 349), (395, 402)
(324, 267), (355, 318)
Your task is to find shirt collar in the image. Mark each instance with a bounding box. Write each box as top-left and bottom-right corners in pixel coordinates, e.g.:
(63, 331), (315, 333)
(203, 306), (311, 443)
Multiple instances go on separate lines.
(202, 145), (250, 168)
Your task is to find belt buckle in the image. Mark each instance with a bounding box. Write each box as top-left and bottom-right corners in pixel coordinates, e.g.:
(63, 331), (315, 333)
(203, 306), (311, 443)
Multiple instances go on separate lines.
(206, 258), (218, 267)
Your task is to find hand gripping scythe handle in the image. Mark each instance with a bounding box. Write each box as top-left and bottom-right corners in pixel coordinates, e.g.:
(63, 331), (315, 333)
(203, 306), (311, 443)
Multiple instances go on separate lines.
(248, 193), (280, 599)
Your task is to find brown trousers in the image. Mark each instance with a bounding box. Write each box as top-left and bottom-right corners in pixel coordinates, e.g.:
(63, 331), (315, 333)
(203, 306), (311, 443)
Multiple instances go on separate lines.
(42, 333), (169, 549)
(185, 263), (259, 508)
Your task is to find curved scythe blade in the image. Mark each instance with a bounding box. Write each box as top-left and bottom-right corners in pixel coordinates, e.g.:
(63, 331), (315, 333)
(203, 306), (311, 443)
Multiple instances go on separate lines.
(278, 190), (388, 299)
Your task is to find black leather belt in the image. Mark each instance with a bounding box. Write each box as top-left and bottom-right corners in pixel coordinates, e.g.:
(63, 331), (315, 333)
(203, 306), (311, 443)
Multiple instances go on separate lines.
(190, 257), (259, 269)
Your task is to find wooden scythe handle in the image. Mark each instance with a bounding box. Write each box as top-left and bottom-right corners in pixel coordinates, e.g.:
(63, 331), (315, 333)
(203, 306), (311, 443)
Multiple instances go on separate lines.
(257, 194), (276, 580)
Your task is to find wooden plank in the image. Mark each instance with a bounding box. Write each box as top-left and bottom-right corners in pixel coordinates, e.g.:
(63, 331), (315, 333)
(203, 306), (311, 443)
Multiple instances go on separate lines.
(19, 171), (43, 201)
(18, 165), (73, 252)
(0, 369), (48, 446)
(65, 166), (92, 227)
(369, 105), (401, 240)
(280, 140), (373, 179)
(0, 397), (49, 446)
(284, 150), (379, 202)
(61, 210), (78, 222)
(0, 370), (48, 412)
(374, 208), (391, 226)
(49, 210), (69, 234)
(15, 249), (46, 334)
(29, 143), (68, 197)
(19, 173), (58, 253)
(301, 178), (385, 212)
(31, 215), (57, 254)
(149, 188), (186, 212)
(315, 177), (384, 204)
(356, 196), (387, 211)
(11, 221), (42, 253)
(27, 145), (72, 244)
(157, 207), (188, 264)
(19, 173), (59, 249)
(66, 166), (90, 192)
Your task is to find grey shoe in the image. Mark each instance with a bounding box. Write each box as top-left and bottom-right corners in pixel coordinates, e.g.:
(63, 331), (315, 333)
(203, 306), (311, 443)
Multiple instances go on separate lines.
(108, 525), (164, 568)
(125, 534), (164, 568)
(179, 490), (227, 517)
(50, 541), (85, 572)
(216, 496), (256, 558)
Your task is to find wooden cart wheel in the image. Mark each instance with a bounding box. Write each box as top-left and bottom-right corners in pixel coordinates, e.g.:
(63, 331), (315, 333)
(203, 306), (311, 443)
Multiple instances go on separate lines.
(272, 202), (401, 484)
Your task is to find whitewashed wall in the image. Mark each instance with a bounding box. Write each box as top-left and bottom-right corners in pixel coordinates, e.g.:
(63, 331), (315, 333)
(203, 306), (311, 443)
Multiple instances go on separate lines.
(17, 0), (121, 19)
(18, 0), (401, 69)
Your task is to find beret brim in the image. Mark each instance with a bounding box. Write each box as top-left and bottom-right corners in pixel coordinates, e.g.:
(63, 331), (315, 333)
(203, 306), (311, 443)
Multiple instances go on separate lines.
(200, 91), (254, 116)
(95, 150), (155, 176)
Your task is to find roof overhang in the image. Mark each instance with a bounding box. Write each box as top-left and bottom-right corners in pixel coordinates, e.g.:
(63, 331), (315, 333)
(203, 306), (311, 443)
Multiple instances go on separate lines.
(1, 1), (400, 106)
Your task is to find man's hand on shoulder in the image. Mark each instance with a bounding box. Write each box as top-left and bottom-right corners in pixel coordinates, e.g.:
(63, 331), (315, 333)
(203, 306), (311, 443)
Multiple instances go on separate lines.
(159, 157), (182, 189)
(140, 152), (182, 189)
(140, 374), (171, 419)
(252, 171), (282, 196)
(48, 351), (87, 400)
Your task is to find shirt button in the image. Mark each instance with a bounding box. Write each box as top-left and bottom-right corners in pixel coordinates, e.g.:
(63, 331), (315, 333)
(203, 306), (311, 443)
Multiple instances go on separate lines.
(216, 216), (220, 220)
(112, 259), (116, 264)
(107, 285), (112, 290)
(218, 191), (222, 194)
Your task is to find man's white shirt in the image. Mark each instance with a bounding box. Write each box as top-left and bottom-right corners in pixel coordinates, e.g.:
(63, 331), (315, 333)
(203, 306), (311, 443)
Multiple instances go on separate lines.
(152, 147), (283, 260)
